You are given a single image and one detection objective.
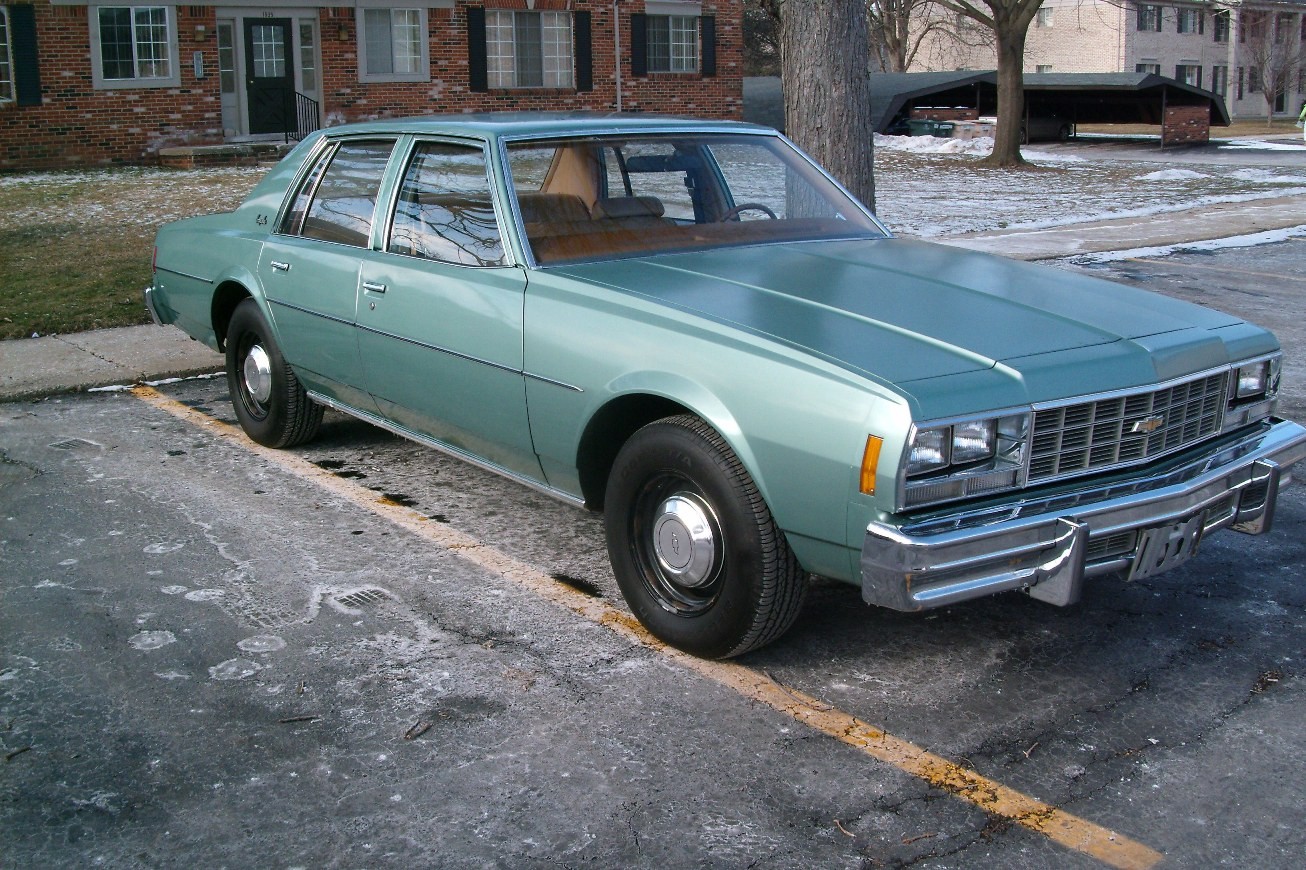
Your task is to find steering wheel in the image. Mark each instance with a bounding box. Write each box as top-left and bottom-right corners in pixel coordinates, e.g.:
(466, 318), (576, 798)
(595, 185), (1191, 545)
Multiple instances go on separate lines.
(719, 202), (778, 222)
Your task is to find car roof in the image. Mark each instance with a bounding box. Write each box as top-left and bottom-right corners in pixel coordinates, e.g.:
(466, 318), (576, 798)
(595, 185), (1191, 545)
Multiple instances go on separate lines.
(315, 111), (776, 142)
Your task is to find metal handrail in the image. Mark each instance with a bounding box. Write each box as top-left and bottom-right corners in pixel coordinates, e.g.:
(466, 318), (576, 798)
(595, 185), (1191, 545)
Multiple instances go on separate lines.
(289, 91), (321, 143)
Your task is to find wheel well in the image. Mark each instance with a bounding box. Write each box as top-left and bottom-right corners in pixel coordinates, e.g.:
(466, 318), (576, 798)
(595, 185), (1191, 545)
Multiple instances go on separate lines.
(211, 282), (252, 351)
(577, 394), (690, 510)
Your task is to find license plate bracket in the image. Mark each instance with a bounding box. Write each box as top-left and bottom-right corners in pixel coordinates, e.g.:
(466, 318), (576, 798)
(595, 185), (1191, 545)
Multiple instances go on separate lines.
(1129, 511), (1207, 581)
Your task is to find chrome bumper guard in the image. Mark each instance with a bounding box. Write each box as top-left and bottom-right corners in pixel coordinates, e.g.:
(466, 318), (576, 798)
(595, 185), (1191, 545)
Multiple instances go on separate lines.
(862, 419), (1306, 612)
(143, 284), (165, 326)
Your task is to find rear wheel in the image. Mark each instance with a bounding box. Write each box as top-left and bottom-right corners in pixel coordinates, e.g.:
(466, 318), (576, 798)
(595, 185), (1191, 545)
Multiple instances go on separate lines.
(225, 298), (322, 448)
(604, 415), (807, 658)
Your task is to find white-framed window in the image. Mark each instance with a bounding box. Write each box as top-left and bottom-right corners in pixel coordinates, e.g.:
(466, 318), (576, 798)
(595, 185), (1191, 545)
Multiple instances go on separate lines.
(647, 15), (699, 72)
(1176, 8), (1202, 35)
(486, 10), (573, 89)
(357, 7), (429, 82)
(1211, 65), (1228, 98)
(0, 7), (14, 103)
(1136, 62), (1161, 74)
(1136, 4), (1162, 33)
(1213, 10), (1231, 43)
(1035, 8), (1054, 28)
(1175, 63), (1201, 87)
(1035, 64), (1053, 74)
(91, 5), (180, 89)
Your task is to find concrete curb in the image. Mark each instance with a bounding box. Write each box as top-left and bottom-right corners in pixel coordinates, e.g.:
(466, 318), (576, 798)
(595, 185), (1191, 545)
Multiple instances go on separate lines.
(4, 192), (1306, 403)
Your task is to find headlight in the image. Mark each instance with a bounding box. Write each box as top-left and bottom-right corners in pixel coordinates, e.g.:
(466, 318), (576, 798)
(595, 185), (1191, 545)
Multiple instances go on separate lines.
(905, 414), (1027, 480)
(1233, 361), (1269, 400)
(951, 419), (997, 465)
(907, 427), (950, 476)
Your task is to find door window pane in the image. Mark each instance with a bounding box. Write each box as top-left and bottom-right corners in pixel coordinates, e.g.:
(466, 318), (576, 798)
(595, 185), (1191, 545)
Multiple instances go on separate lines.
(291, 140), (395, 247)
(390, 143), (505, 267)
(251, 24), (286, 78)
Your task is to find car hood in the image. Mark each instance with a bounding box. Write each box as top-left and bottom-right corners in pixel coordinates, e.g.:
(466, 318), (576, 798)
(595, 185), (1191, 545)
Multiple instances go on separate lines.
(552, 237), (1253, 404)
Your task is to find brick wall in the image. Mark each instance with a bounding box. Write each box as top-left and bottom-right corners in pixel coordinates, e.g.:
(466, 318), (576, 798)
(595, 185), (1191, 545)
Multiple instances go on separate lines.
(0, 2), (224, 169)
(0, 1), (743, 171)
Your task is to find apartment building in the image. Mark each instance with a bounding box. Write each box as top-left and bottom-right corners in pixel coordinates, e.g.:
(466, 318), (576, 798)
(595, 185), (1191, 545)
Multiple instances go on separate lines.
(912, 1), (1306, 120)
(0, 1), (741, 169)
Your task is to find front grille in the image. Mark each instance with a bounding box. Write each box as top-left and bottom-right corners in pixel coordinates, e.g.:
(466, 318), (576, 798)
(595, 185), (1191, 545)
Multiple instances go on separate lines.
(1029, 372), (1227, 483)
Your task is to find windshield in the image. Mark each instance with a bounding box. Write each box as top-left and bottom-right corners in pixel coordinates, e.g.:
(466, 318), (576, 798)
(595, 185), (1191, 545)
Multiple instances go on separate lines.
(505, 133), (885, 265)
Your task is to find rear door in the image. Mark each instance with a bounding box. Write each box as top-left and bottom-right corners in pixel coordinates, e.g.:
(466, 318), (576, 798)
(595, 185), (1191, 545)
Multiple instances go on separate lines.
(261, 138), (396, 408)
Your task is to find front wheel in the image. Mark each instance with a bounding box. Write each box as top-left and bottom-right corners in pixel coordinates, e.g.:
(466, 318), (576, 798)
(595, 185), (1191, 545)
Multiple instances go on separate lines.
(604, 415), (807, 658)
(225, 298), (322, 448)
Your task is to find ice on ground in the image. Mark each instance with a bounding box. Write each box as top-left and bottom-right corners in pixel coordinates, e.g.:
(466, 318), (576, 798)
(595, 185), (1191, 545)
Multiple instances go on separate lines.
(1062, 224), (1306, 264)
(1219, 138), (1306, 152)
(1136, 169), (1211, 181)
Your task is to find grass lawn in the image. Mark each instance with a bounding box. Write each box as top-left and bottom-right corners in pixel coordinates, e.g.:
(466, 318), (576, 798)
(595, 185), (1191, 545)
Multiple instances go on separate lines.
(0, 167), (266, 341)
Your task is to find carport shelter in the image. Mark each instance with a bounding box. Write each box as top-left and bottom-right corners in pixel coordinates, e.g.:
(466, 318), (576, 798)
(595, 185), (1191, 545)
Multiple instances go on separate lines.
(745, 72), (1231, 146)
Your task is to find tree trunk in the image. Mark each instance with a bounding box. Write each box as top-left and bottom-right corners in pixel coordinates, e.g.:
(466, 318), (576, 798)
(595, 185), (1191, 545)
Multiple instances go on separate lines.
(781, 0), (876, 211)
(985, 27), (1027, 167)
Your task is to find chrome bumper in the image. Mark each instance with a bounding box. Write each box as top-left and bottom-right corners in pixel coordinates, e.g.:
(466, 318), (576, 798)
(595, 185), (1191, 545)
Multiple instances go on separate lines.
(861, 419), (1306, 611)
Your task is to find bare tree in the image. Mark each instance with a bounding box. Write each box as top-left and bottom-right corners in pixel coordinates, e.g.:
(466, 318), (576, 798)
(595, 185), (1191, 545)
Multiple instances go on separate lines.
(762, 0), (877, 210)
(744, 1), (781, 75)
(933, 0), (1045, 166)
(1240, 9), (1305, 126)
(869, 0), (957, 73)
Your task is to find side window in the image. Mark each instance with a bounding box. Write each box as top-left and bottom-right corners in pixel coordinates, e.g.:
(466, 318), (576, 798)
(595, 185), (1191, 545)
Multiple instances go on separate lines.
(388, 142), (505, 267)
(280, 139), (395, 247)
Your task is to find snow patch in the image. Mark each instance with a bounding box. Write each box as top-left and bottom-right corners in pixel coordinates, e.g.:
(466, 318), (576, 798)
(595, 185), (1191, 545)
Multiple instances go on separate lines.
(130, 630), (177, 651)
(1136, 169), (1211, 182)
(1064, 224), (1306, 263)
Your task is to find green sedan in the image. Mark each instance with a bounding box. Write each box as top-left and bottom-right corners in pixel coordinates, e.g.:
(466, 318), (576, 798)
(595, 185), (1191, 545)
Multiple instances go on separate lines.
(147, 113), (1306, 658)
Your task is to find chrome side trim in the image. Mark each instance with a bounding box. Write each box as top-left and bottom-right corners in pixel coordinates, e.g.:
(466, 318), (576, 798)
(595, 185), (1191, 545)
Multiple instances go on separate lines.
(155, 266), (212, 284)
(863, 418), (1306, 612)
(267, 299), (582, 392)
(305, 390), (587, 510)
(267, 297), (354, 327)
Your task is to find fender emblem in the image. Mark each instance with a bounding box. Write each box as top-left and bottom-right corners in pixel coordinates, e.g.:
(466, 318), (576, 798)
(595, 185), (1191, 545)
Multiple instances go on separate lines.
(1131, 415), (1165, 434)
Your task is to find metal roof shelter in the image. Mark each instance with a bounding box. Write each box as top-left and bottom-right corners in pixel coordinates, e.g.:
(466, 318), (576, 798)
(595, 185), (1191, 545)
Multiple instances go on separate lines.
(745, 72), (1231, 134)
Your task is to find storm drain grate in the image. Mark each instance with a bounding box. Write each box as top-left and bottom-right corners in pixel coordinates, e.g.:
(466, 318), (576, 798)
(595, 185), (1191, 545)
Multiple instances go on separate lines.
(48, 438), (99, 451)
(336, 588), (389, 609)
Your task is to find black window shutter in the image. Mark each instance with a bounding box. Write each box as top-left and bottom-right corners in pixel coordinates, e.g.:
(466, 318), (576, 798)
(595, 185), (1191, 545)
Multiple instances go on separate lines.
(467, 7), (488, 92)
(12, 4), (42, 107)
(700, 16), (716, 77)
(574, 11), (592, 91)
(630, 13), (647, 77)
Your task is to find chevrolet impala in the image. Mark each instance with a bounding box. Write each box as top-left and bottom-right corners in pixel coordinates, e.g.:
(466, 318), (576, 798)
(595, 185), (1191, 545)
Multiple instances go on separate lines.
(147, 114), (1306, 658)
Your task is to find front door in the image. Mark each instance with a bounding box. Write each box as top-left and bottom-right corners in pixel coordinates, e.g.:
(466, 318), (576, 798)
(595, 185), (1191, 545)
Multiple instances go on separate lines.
(244, 18), (294, 135)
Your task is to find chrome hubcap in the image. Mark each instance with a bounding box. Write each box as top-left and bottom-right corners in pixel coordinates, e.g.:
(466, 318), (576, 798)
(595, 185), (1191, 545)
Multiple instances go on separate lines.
(651, 493), (720, 589)
(242, 344), (273, 405)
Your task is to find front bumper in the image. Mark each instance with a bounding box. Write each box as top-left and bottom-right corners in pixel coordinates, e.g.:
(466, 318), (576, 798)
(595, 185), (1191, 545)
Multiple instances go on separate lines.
(861, 419), (1306, 611)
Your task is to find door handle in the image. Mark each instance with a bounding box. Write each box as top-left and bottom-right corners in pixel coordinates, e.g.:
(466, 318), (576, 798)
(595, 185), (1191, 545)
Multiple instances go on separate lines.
(269, 260), (290, 272)
(362, 281), (387, 294)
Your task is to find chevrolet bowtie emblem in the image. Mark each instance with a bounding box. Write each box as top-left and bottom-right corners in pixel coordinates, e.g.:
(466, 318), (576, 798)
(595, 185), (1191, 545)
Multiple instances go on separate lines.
(1131, 415), (1165, 434)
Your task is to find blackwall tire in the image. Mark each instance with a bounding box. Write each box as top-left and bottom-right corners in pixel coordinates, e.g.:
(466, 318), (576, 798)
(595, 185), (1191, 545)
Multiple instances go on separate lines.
(604, 415), (807, 658)
(225, 298), (322, 448)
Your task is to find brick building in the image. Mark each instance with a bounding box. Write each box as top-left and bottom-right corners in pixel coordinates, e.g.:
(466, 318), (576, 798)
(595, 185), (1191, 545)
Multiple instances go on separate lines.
(0, 0), (742, 169)
(911, 0), (1306, 121)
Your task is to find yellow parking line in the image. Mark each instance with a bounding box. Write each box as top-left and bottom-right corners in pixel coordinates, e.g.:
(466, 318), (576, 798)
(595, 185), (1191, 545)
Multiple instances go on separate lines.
(132, 385), (1163, 869)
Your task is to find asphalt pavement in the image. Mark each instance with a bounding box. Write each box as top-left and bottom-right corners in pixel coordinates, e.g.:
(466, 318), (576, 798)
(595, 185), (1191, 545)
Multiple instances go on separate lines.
(2, 194), (1306, 403)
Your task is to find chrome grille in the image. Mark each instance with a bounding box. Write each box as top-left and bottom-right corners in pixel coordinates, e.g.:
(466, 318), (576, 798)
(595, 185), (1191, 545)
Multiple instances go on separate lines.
(1029, 372), (1227, 482)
